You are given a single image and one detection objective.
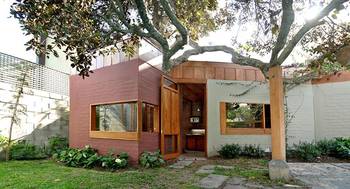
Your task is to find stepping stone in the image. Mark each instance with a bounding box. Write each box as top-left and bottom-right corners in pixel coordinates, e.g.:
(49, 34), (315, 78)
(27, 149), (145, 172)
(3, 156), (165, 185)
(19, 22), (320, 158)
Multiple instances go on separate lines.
(226, 177), (246, 185)
(223, 185), (248, 189)
(197, 174), (228, 189)
(169, 160), (193, 169)
(196, 165), (234, 174)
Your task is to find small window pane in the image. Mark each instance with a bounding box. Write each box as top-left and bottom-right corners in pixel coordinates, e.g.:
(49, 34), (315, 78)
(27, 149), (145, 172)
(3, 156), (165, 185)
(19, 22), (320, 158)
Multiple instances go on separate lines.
(95, 102), (137, 132)
(226, 103), (264, 128)
(142, 103), (157, 132)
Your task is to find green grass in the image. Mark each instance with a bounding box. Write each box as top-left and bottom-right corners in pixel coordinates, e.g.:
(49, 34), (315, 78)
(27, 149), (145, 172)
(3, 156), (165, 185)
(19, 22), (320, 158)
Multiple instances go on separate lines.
(0, 160), (202, 189)
(0, 158), (299, 189)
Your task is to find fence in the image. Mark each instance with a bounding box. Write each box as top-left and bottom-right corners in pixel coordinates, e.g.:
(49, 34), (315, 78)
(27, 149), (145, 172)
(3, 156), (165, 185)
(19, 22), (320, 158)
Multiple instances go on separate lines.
(0, 52), (69, 96)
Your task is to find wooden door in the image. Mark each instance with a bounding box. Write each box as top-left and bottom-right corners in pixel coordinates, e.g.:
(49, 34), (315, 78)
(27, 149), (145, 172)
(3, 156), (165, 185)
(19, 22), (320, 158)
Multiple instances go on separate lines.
(160, 76), (181, 160)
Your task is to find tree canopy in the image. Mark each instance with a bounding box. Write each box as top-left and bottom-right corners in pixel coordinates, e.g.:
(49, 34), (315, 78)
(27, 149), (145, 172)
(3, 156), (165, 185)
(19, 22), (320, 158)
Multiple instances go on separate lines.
(11, 0), (350, 79)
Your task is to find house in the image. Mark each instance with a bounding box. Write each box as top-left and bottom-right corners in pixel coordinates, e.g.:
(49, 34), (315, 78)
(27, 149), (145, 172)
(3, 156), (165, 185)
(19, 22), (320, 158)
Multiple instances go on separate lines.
(69, 44), (350, 163)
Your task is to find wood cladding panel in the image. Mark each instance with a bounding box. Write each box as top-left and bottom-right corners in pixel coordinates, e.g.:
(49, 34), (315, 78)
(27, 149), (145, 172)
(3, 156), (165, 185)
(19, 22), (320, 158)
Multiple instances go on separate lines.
(170, 61), (265, 82)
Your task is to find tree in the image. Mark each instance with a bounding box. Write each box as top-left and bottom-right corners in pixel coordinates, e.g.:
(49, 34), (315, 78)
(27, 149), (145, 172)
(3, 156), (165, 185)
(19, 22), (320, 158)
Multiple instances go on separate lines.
(2, 63), (32, 161)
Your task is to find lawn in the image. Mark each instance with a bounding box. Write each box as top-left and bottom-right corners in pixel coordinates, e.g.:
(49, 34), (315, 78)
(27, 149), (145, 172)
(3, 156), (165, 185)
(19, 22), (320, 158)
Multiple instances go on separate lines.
(0, 158), (298, 189)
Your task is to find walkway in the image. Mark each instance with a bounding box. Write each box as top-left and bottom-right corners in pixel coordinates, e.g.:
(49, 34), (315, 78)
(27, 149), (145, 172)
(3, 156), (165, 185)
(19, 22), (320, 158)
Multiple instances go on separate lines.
(289, 163), (350, 189)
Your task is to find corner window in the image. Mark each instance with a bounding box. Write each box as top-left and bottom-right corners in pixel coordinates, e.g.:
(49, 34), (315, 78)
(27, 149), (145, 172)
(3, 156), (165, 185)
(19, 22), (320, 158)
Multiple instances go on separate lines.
(220, 102), (271, 135)
(142, 103), (159, 132)
(90, 101), (138, 140)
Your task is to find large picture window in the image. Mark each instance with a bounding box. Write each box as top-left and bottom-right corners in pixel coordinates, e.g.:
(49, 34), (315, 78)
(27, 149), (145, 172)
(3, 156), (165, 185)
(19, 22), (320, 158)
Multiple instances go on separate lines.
(220, 102), (271, 135)
(90, 101), (138, 140)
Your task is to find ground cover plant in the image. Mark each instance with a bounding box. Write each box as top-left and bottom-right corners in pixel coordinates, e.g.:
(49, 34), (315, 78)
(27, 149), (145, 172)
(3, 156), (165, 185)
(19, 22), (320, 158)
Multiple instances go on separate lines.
(218, 144), (265, 159)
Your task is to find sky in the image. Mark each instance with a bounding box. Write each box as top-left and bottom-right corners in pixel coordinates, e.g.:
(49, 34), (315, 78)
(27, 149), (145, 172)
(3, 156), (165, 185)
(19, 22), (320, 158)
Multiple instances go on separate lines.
(0, 0), (36, 62)
(0, 1), (348, 65)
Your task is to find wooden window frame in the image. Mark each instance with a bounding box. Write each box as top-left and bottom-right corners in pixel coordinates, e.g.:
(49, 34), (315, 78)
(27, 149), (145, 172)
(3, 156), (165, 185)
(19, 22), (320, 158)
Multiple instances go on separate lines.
(220, 102), (271, 135)
(90, 100), (140, 140)
(141, 102), (160, 133)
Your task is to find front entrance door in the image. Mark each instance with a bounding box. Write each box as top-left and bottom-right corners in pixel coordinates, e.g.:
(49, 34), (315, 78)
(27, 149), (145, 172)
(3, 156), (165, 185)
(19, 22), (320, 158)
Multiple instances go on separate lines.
(160, 76), (180, 160)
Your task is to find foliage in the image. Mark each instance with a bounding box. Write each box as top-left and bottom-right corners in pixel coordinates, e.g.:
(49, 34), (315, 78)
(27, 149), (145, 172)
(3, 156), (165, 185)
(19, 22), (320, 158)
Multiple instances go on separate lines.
(55, 146), (100, 168)
(226, 103), (263, 128)
(290, 142), (321, 162)
(218, 144), (242, 159)
(10, 141), (47, 160)
(100, 152), (129, 170)
(332, 137), (350, 159)
(316, 139), (338, 156)
(0, 136), (8, 148)
(139, 150), (165, 168)
(241, 145), (265, 158)
(47, 136), (68, 156)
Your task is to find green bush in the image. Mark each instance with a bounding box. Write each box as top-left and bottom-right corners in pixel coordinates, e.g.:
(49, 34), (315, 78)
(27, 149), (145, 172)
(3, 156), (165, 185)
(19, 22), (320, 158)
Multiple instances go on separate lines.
(218, 144), (241, 159)
(100, 152), (129, 170)
(316, 139), (338, 156)
(47, 136), (68, 155)
(241, 144), (265, 158)
(139, 150), (165, 168)
(10, 141), (47, 160)
(292, 142), (321, 162)
(333, 137), (350, 159)
(56, 145), (100, 168)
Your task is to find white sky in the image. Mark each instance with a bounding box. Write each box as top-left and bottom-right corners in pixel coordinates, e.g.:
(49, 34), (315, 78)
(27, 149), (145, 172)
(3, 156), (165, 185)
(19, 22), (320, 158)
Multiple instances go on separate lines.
(0, 0), (36, 62)
(0, 0), (348, 65)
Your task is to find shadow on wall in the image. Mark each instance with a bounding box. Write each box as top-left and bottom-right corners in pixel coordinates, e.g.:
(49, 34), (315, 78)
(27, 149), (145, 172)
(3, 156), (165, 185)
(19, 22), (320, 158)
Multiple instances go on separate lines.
(22, 101), (69, 147)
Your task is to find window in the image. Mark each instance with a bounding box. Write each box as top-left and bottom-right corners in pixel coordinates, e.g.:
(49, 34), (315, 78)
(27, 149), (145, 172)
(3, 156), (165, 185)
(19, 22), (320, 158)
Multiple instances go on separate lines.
(220, 102), (271, 135)
(90, 101), (138, 140)
(142, 103), (159, 132)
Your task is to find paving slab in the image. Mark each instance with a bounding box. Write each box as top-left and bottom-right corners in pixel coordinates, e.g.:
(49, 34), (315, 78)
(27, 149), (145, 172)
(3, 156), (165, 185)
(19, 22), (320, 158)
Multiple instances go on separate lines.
(196, 165), (234, 174)
(197, 174), (229, 189)
(289, 163), (350, 189)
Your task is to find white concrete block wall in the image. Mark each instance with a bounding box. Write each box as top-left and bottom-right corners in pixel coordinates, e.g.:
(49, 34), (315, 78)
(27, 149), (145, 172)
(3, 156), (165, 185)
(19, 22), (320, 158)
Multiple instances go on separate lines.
(0, 81), (69, 146)
(206, 80), (317, 156)
(206, 80), (271, 157)
(285, 84), (315, 146)
(313, 81), (350, 140)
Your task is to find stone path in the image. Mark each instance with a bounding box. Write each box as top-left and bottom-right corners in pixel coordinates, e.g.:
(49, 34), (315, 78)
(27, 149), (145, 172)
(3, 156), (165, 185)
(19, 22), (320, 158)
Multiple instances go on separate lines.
(169, 155), (207, 169)
(289, 163), (350, 189)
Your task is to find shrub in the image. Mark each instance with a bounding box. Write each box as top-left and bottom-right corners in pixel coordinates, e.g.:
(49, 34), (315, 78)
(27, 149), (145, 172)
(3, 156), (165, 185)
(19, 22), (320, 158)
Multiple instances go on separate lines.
(139, 150), (165, 168)
(218, 144), (241, 159)
(10, 141), (47, 160)
(292, 142), (321, 162)
(241, 144), (265, 158)
(56, 145), (100, 168)
(0, 136), (8, 148)
(47, 136), (68, 155)
(333, 137), (350, 159)
(316, 139), (338, 156)
(100, 152), (129, 170)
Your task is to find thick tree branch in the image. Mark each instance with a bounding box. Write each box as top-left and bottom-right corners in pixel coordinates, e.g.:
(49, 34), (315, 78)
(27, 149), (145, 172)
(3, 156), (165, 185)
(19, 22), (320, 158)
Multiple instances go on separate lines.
(159, 0), (188, 70)
(134, 0), (169, 50)
(171, 45), (269, 75)
(269, 0), (294, 64)
(276, 0), (349, 65)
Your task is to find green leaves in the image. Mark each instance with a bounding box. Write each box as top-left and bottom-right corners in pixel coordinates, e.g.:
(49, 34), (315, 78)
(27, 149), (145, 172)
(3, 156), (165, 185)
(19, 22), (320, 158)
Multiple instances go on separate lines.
(139, 150), (165, 168)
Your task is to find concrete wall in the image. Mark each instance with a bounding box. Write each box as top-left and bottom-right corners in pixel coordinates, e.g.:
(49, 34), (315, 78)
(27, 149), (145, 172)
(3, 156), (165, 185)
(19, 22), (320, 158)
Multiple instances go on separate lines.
(206, 79), (319, 156)
(285, 83), (315, 146)
(313, 81), (350, 140)
(0, 81), (69, 146)
(206, 80), (271, 157)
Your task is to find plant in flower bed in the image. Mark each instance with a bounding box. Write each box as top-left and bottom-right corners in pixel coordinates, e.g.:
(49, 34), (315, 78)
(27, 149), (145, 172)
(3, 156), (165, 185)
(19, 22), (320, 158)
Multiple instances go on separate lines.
(100, 152), (129, 170)
(47, 136), (68, 156)
(218, 144), (265, 159)
(10, 141), (47, 160)
(139, 150), (165, 168)
(241, 144), (265, 158)
(290, 142), (321, 162)
(54, 145), (129, 169)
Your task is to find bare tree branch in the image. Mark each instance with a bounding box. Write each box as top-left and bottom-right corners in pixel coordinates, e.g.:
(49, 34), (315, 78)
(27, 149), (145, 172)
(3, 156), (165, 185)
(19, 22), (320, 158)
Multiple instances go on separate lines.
(276, 0), (349, 65)
(269, 0), (294, 64)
